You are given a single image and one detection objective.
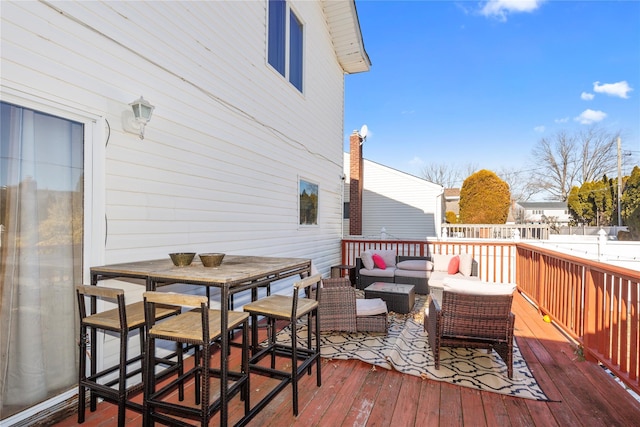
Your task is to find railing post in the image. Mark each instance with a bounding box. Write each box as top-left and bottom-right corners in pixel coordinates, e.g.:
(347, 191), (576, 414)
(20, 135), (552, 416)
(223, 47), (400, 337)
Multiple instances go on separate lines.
(598, 228), (607, 261)
(582, 266), (599, 362)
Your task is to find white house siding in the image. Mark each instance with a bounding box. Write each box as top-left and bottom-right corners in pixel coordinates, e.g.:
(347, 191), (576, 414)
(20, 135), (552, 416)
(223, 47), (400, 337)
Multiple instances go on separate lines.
(2, 0), (349, 278)
(344, 154), (444, 239)
(2, 1), (365, 420)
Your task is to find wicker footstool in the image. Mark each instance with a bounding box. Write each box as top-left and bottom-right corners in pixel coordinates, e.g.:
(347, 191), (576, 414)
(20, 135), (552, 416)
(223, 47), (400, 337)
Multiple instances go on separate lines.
(364, 282), (416, 314)
(355, 298), (388, 332)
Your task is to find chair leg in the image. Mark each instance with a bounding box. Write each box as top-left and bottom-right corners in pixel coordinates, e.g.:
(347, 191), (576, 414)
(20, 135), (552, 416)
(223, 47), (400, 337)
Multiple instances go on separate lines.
(242, 319), (250, 415)
(143, 335), (155, 427)
(315, 310), (321, 386)
(77, 326), (87, 423)
(290, 317), (298, 416)
(269, 318), (277, 369)
(117, 329), (128, 427)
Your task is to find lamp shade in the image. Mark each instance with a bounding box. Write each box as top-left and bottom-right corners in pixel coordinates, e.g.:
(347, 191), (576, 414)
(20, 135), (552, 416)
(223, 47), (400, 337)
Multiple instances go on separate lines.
(129, 96), (154, 124)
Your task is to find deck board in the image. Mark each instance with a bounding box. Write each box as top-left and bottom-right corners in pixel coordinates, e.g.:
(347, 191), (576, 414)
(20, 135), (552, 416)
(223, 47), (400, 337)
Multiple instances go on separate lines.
(50, 292), (640, 426)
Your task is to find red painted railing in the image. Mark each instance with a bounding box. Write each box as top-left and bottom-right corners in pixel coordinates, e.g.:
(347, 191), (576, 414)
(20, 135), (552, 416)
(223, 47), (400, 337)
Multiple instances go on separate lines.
(341, 238), (640, 395)
(516, 242), (639, 396)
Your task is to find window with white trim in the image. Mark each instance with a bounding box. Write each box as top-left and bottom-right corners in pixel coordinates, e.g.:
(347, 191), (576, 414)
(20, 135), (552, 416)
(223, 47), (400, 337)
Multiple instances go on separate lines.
(268, 0), (304, 92)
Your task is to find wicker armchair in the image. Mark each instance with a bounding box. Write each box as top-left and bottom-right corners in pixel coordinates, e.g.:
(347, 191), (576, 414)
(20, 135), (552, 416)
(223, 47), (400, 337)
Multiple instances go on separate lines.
(319, 277), (387, 333)
(426, 290), (515, 378)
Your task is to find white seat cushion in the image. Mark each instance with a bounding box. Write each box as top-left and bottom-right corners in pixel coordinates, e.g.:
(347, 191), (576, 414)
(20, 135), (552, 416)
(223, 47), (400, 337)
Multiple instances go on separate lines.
(443, 277), (516, 296)
(356, 298), (388, 316)
(458, 253), (474, 276)
(359, 267), (395, 278)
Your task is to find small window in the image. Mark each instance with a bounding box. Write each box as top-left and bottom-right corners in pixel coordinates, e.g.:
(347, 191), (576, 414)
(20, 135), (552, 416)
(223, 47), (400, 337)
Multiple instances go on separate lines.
(268, 0), (304, 92)
(343, 202), (350, 219)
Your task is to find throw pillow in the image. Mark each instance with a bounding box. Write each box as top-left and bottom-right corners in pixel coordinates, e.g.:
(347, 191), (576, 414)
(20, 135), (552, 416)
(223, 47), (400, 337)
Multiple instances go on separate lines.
(458, 253), (473, 276)
(447, 255), (460, 274)
(372, 253), (387, 269)
(376, 250), (397, 267)
(361, 251), (374, 270)
(433, 254), (454, 271)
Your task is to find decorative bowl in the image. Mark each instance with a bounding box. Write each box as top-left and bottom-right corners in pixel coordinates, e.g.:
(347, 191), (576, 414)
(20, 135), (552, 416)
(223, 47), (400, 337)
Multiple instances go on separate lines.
(199, 253), (225, 267)
(169, 252), (196, 267)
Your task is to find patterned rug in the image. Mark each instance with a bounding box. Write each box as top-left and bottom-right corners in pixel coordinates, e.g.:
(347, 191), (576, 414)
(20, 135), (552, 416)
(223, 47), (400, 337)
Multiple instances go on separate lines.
(279, 295), (549, 401)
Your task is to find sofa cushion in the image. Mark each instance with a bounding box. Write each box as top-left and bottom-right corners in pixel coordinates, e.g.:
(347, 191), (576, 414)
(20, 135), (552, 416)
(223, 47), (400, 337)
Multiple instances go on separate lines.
(359, 267), (395, 278)
(443, 277), (516, 296)
(447, 256), (460, 274)
(458, 253), (473, 276)
(361, 251), (374, 270)
(372, 254), (387, 269)
(360, 249), (396, 270)
(433, 254), (455, 271)
(396, 260), (433, 271)
(395, 268), (429, 279)
(356, 298), (388, 316)
(428, 271), (480, 290)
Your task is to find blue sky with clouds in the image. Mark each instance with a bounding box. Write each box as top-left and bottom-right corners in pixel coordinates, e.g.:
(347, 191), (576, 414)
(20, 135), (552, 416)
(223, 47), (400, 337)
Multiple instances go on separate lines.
(344, 0), (640, 181)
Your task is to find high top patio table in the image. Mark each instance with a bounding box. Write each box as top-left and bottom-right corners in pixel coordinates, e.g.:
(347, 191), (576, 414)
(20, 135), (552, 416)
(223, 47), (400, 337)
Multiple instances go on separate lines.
(90, 255), (311, 426)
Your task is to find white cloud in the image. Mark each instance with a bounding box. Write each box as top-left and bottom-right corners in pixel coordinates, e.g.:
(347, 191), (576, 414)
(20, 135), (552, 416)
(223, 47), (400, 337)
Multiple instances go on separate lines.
(581, 92), (594, 101)
(575, 109), (607, 124)
(409, 156), (424, 168)
(480, 0), (545, 21)
(593, 81), (633, 99)
(555, 117), (570, 123)
(534, 125), (545, 133)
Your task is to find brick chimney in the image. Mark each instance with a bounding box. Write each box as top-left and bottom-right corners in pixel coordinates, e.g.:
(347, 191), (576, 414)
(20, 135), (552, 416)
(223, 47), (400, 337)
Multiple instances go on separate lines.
(349, 130), (364, 235)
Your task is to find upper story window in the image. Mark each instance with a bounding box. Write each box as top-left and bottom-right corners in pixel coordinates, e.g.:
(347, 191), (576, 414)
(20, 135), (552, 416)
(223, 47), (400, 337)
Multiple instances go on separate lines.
(268, 0), (304, 92)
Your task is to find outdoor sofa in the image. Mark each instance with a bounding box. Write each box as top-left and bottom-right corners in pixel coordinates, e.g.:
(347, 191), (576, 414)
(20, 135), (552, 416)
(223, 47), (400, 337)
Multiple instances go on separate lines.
(355, 250), (479, 295)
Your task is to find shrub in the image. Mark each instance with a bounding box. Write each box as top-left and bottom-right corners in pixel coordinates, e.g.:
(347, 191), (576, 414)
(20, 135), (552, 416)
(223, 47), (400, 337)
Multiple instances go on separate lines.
(459, 169), (511, 224)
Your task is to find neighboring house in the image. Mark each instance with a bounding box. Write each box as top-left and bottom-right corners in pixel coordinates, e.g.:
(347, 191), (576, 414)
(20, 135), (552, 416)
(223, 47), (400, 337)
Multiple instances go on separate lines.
(444, 188), (460, 218)
(0, 1), (369, 423)
(519, 201), (572, 225)
(343, 147), (444, 239)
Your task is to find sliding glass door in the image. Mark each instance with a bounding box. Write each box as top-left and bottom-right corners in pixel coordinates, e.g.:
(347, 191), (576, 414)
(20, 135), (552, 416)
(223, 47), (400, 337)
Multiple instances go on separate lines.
(1, 101), (83, 419)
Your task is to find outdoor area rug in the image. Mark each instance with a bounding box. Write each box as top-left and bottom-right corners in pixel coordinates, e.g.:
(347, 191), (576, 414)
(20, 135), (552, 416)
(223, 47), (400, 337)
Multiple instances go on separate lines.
(277, 294), (550, 401)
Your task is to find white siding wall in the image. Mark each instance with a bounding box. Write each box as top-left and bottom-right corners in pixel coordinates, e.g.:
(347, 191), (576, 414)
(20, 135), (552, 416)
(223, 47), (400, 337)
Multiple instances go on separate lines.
(1, 1), (347, 287)
(343, 155), (444, 239)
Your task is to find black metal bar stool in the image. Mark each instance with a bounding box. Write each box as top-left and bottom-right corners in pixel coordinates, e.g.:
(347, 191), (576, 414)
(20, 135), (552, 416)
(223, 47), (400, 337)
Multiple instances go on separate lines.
(75, 285), (181, 426)
(241, 274), (322, 421)
(143, 291), (250, 427)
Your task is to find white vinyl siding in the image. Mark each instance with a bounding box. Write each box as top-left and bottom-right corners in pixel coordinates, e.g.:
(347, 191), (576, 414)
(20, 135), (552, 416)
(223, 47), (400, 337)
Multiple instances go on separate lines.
(1, 0), (358, 420)
(344, 154), (444, 239)
(1, 0), (345, 267)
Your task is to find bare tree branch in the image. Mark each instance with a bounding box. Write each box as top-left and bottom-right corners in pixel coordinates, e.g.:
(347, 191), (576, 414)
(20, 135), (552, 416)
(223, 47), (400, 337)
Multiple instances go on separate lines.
(421, 163), (461, 188)
(421, 162), (478, 188)
(529, 127), (619, 201)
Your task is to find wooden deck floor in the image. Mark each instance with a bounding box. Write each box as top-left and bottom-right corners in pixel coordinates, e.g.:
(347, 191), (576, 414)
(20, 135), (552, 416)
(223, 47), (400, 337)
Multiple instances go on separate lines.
(52, 292), (640, 426)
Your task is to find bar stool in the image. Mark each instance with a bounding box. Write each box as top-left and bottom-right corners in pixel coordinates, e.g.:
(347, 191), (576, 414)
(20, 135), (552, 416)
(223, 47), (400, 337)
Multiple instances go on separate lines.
(75, 285), (181, 426)
(242, 274), (322, 418)
(143, 291), (250, 427)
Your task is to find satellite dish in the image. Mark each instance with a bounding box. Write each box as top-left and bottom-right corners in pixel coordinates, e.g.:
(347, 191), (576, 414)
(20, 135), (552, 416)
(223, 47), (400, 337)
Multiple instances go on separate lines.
(359, 124), (368, 140)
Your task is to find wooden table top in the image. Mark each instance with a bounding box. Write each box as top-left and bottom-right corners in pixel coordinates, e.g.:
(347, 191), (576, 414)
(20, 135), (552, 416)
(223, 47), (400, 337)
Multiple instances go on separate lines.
(90, 255), (311, 286)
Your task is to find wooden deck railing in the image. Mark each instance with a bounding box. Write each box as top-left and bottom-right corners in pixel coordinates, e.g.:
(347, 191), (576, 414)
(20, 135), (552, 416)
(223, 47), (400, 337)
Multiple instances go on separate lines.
(341, 238), (640, 395)
(516, 242), (639, 396)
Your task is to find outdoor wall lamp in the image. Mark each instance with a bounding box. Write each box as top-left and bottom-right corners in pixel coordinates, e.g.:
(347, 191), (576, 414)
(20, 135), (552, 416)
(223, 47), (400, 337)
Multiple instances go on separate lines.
(122, 96), (155, 140)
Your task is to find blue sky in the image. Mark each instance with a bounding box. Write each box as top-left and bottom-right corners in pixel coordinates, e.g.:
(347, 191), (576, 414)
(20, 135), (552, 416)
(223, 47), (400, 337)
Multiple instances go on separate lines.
(344, 0), (640, 182)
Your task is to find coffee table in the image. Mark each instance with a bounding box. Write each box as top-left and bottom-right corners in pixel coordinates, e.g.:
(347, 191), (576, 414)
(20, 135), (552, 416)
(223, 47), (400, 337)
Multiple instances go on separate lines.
(364, 282), (416, 314)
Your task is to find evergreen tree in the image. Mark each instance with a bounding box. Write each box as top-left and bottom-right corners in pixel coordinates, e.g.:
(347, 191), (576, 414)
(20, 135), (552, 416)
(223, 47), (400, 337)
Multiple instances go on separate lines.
(459, 170), (510, 224)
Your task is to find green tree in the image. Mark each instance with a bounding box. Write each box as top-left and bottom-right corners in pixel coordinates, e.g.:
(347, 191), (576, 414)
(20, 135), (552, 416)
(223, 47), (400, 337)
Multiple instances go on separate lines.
(567, 178), (615, 226)
(621, 166), (640, 238)
(459, 169), (511, 224)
